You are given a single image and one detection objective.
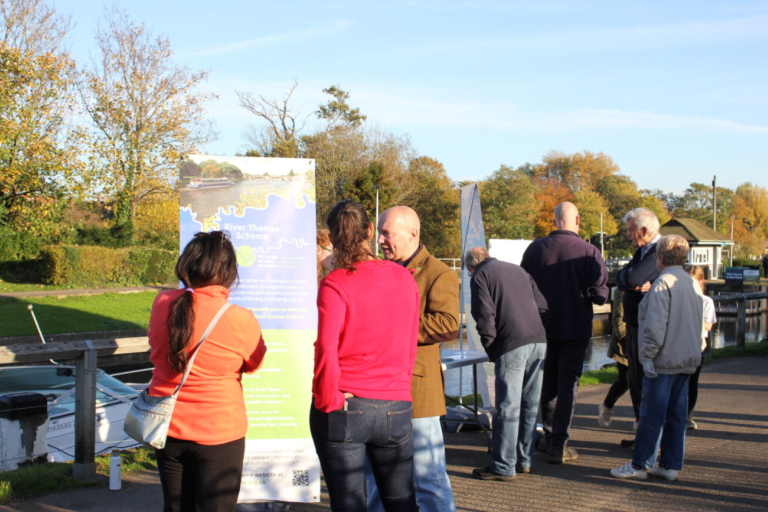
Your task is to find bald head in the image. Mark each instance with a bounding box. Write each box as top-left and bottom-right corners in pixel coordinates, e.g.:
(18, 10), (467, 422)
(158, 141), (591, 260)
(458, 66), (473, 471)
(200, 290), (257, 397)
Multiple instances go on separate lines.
(377, 206), (421, 262)
(554, 202), (580, 234)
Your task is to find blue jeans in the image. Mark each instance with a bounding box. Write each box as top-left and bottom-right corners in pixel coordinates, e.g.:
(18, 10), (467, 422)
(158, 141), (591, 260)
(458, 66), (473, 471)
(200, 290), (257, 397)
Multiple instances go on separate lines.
(492, 343), (546, 475)
(633, 374), (690, 471)
(310, 398), (418, 512)
(366, 415), (456, 512)
(540, 338), (590, 447)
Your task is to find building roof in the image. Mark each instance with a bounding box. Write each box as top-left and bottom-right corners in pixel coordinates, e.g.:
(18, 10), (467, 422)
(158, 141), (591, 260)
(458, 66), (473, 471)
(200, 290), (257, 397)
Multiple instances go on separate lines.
(660, 218), (733, 244)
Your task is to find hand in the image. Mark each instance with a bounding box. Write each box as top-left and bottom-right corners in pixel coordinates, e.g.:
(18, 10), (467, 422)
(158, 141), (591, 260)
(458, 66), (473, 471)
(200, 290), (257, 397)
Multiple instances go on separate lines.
(636, 282), (651, 293)
(343, 392), (354, 399)
(642, 360), (657, 378)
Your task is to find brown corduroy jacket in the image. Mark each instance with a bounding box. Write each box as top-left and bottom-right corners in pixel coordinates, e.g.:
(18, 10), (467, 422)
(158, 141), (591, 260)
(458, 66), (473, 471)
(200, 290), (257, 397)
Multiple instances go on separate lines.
(404, 246), (460, 418)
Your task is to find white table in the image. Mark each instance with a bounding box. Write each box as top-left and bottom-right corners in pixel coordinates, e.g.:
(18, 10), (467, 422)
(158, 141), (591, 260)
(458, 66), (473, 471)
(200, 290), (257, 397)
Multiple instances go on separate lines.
(440, 349), (491, 448)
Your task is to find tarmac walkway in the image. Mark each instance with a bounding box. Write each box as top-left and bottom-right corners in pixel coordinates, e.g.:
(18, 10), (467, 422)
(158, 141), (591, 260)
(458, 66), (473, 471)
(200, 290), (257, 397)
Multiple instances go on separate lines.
(2, 354), (766, 512)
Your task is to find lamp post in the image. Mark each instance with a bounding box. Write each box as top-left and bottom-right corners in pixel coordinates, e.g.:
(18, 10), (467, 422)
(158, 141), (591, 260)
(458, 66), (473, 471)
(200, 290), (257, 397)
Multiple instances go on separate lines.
(712, 175), (717, 231)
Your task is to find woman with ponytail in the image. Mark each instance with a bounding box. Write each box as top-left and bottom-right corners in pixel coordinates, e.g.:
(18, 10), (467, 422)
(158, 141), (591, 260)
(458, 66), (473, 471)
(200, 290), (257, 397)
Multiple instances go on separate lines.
(147, 231), (267, 512)
(310, 200), (421, 512)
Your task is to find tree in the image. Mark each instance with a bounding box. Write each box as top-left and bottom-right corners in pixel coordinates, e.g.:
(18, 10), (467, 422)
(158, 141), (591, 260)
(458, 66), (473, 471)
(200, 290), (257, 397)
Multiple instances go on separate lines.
(316, 85), (367, 129)
(573, 189), (618, 243)
(479, 166), (537, 241)
(80, 7), (215, 241)
(0, 0), (83, 234)
(596, 174), (642, 222)
(340, 162), (397, 217)
(532, 178), (572, 238)
(674, 182), (734, 235)
(237, 80), (305, 158)
(406, 157), (460, 258)
(537, 150), (621, 193)
(731, 183), (768, 256)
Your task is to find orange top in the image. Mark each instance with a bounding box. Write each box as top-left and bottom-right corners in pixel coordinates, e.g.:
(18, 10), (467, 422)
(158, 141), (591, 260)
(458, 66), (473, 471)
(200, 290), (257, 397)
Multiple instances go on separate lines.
(148, 286), (266, 445)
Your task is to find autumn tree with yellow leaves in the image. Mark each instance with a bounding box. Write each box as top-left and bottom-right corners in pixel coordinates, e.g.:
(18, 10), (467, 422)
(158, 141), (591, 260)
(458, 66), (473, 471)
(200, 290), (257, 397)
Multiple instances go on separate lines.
(79, 7), (216, 243)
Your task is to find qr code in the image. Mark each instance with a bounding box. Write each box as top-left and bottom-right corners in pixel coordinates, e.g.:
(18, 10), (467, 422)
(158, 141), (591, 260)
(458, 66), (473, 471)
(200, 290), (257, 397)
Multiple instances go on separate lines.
(292, 470), (309, 487)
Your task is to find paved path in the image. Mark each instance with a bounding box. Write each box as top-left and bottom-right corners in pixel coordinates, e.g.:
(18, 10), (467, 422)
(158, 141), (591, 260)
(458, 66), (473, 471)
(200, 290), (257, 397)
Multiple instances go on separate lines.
(0, 286), (173, 300)
(2, 355), (766, 512)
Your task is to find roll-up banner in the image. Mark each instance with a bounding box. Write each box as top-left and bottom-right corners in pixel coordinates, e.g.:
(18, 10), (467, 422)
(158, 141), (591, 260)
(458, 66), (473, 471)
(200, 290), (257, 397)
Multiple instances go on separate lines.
(459, 183), (493, 407)
(179, 155), (320, 503)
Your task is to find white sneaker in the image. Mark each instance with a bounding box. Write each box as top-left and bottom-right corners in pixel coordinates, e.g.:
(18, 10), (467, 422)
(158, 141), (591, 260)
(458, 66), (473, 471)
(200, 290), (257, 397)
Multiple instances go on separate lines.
(611, 461), (648, 480)
(598, 403), (612, 428)
(651, 467), (679, 481)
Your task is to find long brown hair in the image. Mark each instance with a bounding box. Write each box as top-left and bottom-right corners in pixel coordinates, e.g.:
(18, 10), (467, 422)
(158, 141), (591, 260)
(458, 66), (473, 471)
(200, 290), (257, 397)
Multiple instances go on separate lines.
(326, 200), (374, 272)
(685, 264), (706, 294)
(167, 231), (239, 372)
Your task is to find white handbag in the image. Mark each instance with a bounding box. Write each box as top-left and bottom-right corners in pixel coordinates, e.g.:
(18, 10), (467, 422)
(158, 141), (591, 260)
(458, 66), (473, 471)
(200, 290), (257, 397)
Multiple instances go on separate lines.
(124, 302), (232, 449)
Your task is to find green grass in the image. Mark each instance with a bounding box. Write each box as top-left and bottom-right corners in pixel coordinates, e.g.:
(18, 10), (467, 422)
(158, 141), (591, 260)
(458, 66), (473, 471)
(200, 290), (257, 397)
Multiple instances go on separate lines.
(579, 365), (619, 386)
(446, 394), (484, 407)
(0, 447), (157, 504)
(708, 340), (768, 360)
(0, 292), (158, 338)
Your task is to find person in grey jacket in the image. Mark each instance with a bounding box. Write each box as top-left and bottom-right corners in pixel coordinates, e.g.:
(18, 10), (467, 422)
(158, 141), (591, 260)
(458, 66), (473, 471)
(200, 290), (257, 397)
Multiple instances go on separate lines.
(611, 235), (703, 482)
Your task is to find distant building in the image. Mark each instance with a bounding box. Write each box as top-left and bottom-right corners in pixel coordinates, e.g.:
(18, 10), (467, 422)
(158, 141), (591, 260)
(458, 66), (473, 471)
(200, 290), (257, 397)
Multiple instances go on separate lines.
(660, 218), (734, 279)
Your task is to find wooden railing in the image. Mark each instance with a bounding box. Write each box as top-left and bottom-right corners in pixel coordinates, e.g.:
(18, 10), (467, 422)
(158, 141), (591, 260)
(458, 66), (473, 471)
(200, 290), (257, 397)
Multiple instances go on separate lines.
(711, 292), (768, 349)
(0, 338), (150, 479)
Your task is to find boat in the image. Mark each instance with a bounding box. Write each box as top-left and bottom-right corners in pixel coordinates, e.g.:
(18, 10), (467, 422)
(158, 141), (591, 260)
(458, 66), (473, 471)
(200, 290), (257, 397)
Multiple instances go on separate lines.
(187, 177), (234, 189)
(0, 366), (142, 462)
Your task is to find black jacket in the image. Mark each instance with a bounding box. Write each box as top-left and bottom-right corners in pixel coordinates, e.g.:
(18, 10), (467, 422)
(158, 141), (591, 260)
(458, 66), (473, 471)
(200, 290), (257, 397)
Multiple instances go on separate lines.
(616, 244), (660, 325)
(521, 230), (609, 340)
(469, 259), (548, 362)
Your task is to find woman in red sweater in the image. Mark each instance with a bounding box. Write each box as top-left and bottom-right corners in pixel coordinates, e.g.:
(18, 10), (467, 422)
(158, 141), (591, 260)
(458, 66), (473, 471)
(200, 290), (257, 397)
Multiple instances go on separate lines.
(148, 231), (267, 512)
(310, 200), (421, 512)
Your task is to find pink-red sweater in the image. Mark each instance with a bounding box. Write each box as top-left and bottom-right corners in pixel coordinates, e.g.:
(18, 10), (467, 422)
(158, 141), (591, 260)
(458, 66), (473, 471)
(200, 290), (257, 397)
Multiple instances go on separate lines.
(313, 260), (420, 412)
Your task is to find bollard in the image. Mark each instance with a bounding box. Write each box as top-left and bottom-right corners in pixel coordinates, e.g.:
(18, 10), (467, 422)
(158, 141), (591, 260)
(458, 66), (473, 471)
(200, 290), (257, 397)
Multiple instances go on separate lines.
(109, 449), (122, 490)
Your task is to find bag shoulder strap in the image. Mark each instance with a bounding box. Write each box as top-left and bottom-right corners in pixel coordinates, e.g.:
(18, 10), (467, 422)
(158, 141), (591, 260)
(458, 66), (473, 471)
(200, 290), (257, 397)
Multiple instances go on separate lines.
(173, 301), (233, 395)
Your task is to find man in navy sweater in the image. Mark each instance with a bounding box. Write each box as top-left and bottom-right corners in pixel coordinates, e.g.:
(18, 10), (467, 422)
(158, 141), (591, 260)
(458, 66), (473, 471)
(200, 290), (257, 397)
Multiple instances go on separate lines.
(521, 202), (609, 464)
(466, 247), (548, 480)
(615, 207), (661, 443)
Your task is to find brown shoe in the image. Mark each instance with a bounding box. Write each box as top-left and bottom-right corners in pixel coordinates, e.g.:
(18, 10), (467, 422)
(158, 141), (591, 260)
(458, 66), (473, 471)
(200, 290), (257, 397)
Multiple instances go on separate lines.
(548, 445), (579, 464)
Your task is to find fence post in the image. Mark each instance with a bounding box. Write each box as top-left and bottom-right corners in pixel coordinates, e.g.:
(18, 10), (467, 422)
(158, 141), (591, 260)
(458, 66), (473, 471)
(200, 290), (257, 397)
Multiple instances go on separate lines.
(73, 340), (97, 479)
(736, 295), (747, 351)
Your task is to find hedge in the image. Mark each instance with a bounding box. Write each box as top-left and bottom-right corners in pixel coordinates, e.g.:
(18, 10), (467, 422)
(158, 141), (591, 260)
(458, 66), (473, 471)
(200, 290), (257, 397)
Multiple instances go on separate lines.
(41, 245), (177, 287)
(0, 227), (44, 261)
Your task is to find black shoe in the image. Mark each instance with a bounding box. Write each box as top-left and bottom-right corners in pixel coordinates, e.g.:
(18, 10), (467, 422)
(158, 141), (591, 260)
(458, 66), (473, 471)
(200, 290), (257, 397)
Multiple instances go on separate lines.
(548, 445), (579, 464)
(472, 466), (515, 482)
(536, 435), (552, 454)
(515, 465), (531, 474)
(620, 439), (635, 449)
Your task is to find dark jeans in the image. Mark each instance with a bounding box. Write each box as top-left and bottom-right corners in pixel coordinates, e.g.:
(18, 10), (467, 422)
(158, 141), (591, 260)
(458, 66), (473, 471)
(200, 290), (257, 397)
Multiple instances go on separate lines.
(625, 324), (644, 421)
(604, 362), (629, 409)
(309, 398), (418, 512)
(688, 363), (703, 418)
(156, 436), (245, 512)
(540, 338), (590, 447)
(633, 374), (690, 471)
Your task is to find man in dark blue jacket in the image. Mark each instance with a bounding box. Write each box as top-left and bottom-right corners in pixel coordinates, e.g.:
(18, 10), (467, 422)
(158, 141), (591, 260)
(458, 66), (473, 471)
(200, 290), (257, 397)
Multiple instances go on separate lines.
(615, 207), (661, 438)
(521, 202), (609, 464)
(467, 247), (548, 481)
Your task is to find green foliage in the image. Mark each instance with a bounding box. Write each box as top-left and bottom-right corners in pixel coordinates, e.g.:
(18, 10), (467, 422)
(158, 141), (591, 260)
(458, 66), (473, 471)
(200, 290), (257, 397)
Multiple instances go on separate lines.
(317, 85), (367, 128)
(340, 162), (397, 217)
(40, 245), (175, 287)
(0, 227), (44, 260)
(407, 157), (460, 258)
(480, 165), (537, 241)
(579, 365), (619, 386)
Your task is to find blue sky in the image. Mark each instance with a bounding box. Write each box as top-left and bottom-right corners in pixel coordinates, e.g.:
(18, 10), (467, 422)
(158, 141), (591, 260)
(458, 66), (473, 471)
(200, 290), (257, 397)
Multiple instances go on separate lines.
(58, 0), (768, 194)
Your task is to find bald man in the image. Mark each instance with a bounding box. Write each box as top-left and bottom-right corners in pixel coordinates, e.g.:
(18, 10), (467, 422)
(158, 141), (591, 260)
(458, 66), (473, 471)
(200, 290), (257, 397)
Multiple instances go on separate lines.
(365, 205), (459, 512)
(521, 202), (609, 464)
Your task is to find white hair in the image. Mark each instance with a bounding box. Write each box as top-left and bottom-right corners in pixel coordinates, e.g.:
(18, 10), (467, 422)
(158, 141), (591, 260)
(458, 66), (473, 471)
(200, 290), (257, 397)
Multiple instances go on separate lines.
(622, 207), (659, 235)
